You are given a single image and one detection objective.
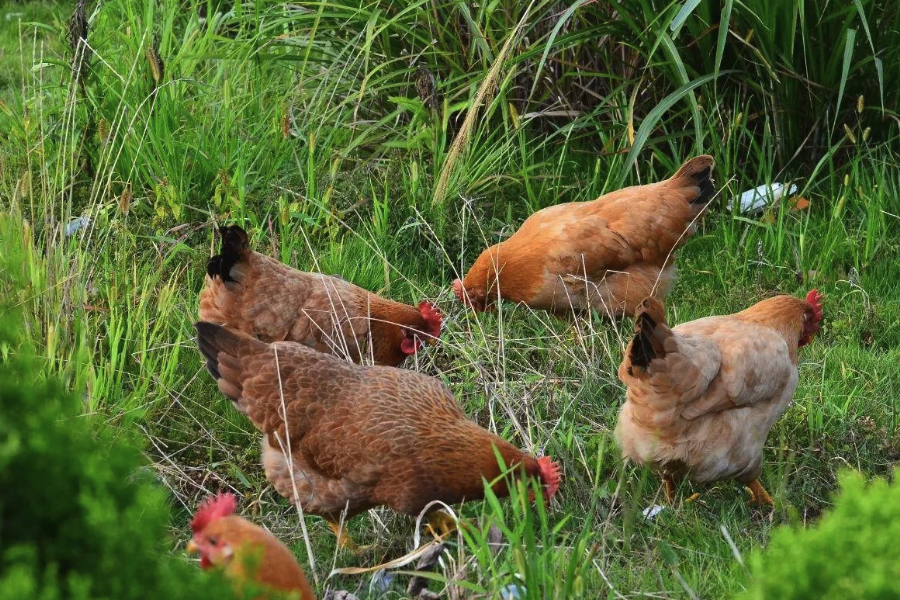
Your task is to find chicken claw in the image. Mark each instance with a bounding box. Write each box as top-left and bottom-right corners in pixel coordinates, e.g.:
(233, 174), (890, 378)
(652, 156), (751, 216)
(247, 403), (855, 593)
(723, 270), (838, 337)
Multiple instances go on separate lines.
(328, 520), (369, 553)
(426, 510), (458, 539)
(662, 474), (677, 504)
(746, 479), (774, 506)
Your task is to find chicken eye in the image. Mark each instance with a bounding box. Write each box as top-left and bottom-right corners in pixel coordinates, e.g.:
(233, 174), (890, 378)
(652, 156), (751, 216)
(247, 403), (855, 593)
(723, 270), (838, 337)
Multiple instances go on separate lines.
(208, 537), (218, 546)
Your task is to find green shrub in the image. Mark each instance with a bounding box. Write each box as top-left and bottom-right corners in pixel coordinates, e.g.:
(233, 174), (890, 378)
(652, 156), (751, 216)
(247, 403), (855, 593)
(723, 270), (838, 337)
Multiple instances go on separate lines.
(0, 324), (240, 600)
(740, 470), (900, 600)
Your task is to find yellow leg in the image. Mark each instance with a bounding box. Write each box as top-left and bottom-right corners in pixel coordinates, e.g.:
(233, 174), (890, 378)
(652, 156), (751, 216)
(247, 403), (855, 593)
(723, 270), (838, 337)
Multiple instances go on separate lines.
(663, 474), (677, 504)
(328, 520), (367, 553)
(426, 510), (458, 539)
(746, 479), (775, 506)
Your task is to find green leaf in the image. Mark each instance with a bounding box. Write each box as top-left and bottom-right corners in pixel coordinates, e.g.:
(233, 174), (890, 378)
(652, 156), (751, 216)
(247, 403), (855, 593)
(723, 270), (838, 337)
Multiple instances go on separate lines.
(670, 0), (702, 37)
(617, 71), (727, 187)
(715, 0), (734, 79)
(833, 28), (856, 132)
(528, 0), (591, 103)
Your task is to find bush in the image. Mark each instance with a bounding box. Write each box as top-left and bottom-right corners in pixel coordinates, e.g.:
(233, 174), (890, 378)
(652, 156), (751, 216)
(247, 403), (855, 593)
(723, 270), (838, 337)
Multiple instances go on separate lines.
(740, 470), (900, 600)
(0, 323), (240, 600)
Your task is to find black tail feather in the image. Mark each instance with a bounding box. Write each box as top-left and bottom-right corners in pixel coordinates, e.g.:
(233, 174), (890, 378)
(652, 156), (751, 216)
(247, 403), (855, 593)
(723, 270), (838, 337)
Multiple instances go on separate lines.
(206, 225), (250, 282)
(629, 312), (660, 370)
(627, 297), (668, 376)
(690, 166), (715, 205)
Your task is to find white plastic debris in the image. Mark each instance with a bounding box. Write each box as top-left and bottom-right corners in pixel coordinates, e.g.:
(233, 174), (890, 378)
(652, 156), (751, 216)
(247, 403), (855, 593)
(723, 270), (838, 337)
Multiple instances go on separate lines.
(642, 505), (666, 520)
(500, 583), (525, 600)
(729, 183), (798, 214)
(370, 569), (394, 593)
(65, 217), (91, 237)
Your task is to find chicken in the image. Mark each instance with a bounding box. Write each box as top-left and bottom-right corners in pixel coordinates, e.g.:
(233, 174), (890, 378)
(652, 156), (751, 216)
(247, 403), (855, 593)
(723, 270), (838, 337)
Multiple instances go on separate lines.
(194, 321), (561, 549)
(199, 225), (442, 367)
(453, 156), (715, 318)
(615, 290), (823, 505)
(187, 492), (316, 599)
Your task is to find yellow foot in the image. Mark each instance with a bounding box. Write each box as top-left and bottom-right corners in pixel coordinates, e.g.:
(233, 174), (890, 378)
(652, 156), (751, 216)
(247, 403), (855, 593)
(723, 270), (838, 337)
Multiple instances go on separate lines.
(426, 510), (458, 539)
(328, 520), (369, 553)
(663, 474), (677, 504)
(746, 479), (775, 507)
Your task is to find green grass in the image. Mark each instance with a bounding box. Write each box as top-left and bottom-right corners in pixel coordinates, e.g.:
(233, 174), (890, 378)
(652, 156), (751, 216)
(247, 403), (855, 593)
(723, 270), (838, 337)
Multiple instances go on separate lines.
(1, 0), (899, 598)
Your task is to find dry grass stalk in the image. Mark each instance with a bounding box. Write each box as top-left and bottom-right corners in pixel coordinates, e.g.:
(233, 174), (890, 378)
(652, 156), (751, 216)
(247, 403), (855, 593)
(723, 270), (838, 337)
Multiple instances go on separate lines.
(432, 2), (535, 207)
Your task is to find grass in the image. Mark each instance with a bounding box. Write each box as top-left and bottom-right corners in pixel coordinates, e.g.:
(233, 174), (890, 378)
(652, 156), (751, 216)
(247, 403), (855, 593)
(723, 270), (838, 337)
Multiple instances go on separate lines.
(1, 0), (899, 598)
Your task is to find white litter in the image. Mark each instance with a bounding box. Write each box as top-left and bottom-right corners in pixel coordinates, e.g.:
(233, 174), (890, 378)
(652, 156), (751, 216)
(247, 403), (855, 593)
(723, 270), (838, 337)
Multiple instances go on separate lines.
(501, 583), (525, 600)
(65, 217), (91, 237)
(729, 183), (798, 214)
(370, 569), (394, 593)
(642, 505), (666, 520)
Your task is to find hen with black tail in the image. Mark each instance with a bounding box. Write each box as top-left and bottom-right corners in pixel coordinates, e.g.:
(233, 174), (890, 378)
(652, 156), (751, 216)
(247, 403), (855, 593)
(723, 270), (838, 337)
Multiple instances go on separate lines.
(453, 156), (717, 318)
(198, 224), (442, 367)
(615, 291), (824, 506)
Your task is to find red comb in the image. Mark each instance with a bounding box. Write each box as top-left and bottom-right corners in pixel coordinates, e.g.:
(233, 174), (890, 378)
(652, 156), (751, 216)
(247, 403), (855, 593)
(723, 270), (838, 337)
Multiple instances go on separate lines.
(806, 289), (823, 323)
(452, 279), (465, 304)
(191, 492), (237, 534)
(418, 301), (443, 338)
(537, 456), (562, 499)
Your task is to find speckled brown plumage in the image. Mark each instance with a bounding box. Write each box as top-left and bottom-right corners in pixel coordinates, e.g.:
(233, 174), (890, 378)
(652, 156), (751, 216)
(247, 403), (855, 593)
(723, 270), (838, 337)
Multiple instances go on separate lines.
(615, 292), (823, 498)
(195, 322), (560, 522)
(199, 225), (441, 367)
(453, 156), (715, 317)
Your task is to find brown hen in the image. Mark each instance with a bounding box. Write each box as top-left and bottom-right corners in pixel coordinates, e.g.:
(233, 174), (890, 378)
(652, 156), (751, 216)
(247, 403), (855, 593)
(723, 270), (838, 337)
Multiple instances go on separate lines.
(453, 156), (715, 317)
(194, 322), (561, 549)
(616, 290), (823, 505)
(199, 225), (441, 367)
(187, 492), (316, 599)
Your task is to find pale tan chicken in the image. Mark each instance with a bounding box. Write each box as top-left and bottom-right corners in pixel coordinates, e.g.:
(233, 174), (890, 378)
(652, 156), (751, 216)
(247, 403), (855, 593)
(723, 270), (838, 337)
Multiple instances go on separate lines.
(453, 156), (716, 318)
(615, 290), (823, 504)
(199, 225), (441, 367)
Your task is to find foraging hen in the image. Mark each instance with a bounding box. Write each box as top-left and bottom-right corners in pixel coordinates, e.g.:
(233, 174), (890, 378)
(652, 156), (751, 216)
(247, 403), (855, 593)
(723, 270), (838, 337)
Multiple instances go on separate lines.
(194, 322), (561, 549)
(199, 225), (442, 367)
(616, 290), (823, 504)
(453, 156), (715, 317)
(187, 492), (316, 599)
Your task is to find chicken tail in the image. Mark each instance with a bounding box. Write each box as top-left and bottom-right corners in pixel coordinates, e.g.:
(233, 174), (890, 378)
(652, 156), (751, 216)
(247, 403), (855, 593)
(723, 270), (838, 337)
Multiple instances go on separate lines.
(207, 225), (251, 283)
(195, 321), (267, 406)
(627, 297), (670, 377)
(671, 155), (715, 206)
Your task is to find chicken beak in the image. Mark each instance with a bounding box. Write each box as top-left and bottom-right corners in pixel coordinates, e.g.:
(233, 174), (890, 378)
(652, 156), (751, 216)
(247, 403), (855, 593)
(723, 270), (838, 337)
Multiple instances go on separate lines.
(186, 539), (199, 555)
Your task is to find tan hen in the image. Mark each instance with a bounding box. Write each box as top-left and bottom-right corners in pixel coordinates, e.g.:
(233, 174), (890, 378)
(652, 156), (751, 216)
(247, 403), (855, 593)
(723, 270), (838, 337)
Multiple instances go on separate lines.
(187, 492), (316, 599)
(453, 156), (716, 317)
(616, 290), (823, 505)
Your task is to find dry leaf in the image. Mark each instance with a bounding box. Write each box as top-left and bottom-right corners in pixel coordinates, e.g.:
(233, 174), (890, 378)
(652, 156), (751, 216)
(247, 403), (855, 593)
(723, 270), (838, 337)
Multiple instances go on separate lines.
(407, 542), (446, 597)
(790, 196), (810, 211)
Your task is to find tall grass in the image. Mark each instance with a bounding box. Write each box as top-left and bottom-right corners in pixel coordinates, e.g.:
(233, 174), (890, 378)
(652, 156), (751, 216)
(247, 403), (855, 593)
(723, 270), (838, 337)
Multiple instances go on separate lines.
(1, 0), (899, 598)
